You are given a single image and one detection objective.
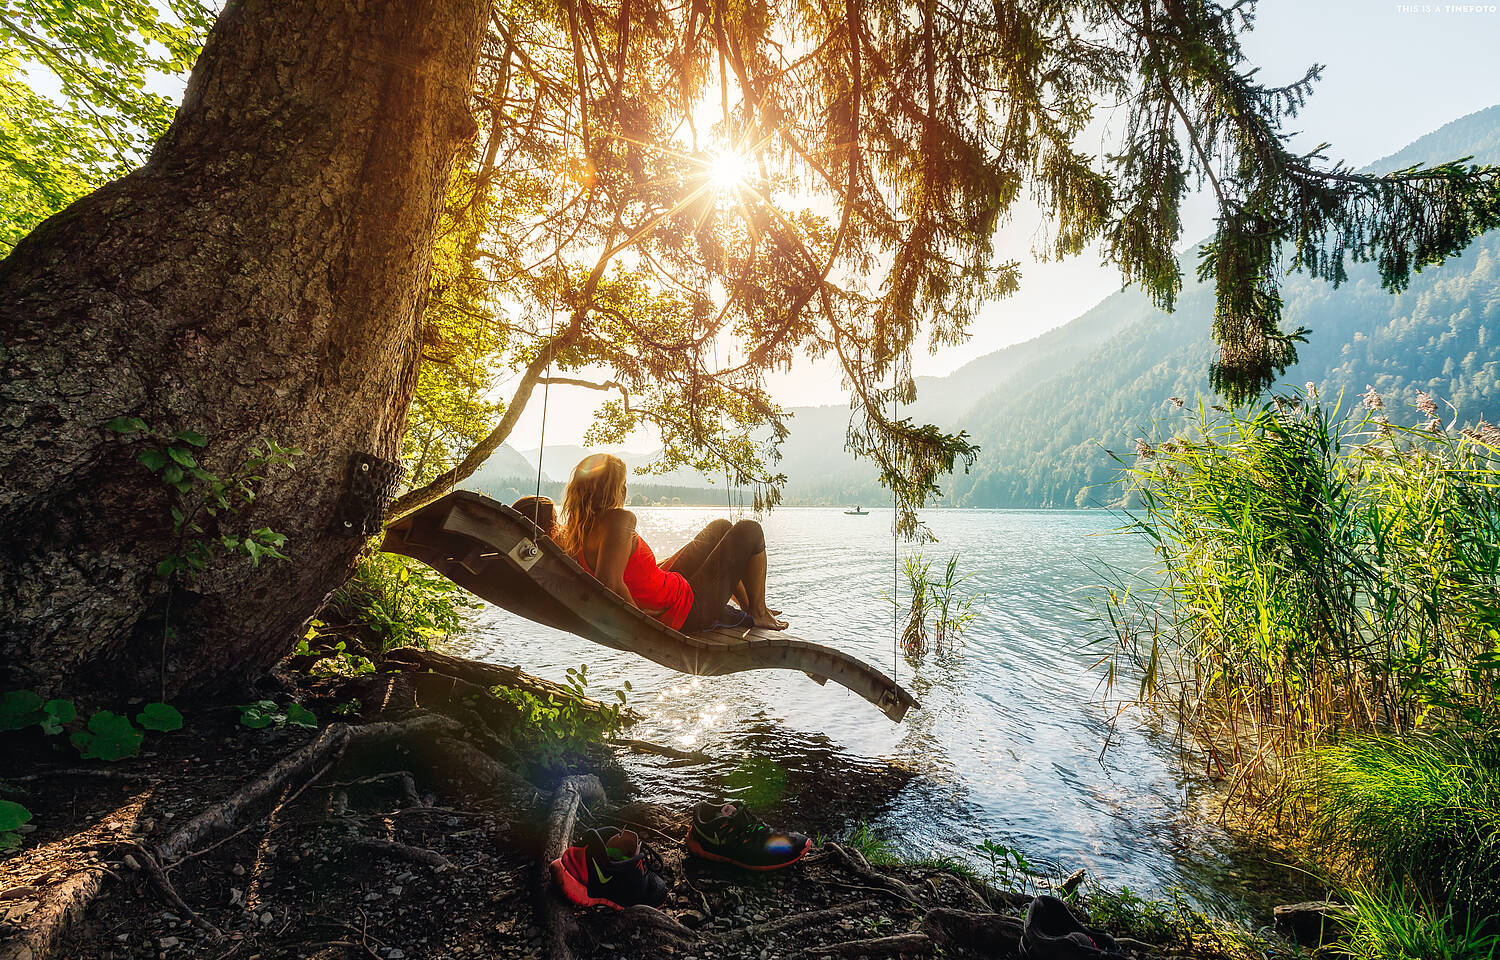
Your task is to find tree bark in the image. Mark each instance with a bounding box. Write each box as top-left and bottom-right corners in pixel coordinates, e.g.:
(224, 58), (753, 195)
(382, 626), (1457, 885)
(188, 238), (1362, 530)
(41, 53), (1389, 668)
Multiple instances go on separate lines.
(0, 0), (490, 699)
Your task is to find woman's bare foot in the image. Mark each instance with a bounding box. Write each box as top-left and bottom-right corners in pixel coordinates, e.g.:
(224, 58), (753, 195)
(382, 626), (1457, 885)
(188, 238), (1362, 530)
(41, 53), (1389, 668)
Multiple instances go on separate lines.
(751, 608), (788, 630)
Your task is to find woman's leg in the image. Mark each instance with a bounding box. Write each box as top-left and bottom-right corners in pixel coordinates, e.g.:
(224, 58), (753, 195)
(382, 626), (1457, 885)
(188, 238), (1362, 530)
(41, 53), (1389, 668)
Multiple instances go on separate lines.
(662, 518), (731, 573)
(680, 520), (787, 631)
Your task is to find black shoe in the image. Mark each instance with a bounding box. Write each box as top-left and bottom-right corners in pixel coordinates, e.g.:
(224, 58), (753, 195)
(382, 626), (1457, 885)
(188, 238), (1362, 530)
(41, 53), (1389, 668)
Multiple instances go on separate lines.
(551, 827), (668, 910)
(685, 801), (812, 870)
(1021, 895), (1123, 959)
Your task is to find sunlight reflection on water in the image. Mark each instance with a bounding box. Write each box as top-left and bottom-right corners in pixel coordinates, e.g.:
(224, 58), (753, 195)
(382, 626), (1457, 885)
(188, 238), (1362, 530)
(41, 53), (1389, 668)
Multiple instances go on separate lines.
(446, 506), (1312, 921)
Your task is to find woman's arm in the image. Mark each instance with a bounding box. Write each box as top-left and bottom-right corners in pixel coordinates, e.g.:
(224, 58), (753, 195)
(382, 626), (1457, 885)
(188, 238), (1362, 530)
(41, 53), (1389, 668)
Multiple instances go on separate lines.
(594, 509), (640, 608)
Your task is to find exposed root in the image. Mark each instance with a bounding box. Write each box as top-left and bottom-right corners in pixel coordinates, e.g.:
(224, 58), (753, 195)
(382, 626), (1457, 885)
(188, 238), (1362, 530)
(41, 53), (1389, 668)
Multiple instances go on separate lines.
(426, 736), (540, 811)
(381, 647), (640, 724)
(821, 843), (921, 905)
(345, 837), (454, 872)
(157, 714), (459, 866)
(539, 776), (607, 960)
(609, 737), (709, 762)
(920, 907), (1023, 953)
(805, 932), (933, 956)
(0, 862), (109, 960)
(114, 840), (224, 941)
(722, 899), (880, 943)
(603, 904), (698, 941)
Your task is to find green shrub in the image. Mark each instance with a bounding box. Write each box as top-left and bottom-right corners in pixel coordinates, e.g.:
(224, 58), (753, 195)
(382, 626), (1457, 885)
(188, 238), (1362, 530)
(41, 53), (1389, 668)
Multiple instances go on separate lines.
(489, 664), (629, 774)
(1098, 389), (1500, 779)
(323, 551), (480, 656)
(1342, 884), (1500, 960)
(1289, 732), (1500, 919)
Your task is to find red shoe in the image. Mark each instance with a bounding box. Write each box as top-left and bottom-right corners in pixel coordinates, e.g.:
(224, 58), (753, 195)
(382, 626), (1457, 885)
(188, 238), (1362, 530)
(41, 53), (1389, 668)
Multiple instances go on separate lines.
(551, 827), (668, 910)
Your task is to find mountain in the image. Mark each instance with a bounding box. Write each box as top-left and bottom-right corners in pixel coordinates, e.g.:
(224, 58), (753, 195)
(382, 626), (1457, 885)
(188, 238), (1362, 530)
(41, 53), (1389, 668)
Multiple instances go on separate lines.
(767, 104), (1500, 508)
(463, 444), (543, 499)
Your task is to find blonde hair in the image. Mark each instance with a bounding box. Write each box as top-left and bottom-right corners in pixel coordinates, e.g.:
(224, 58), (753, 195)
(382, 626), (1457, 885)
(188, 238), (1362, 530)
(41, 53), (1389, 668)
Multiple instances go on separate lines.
(556, 453), (627, 559)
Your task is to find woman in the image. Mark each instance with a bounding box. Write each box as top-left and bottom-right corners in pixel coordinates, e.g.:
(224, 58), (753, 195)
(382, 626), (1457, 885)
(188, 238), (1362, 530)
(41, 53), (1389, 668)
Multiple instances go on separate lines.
(556, 453), (787, 632)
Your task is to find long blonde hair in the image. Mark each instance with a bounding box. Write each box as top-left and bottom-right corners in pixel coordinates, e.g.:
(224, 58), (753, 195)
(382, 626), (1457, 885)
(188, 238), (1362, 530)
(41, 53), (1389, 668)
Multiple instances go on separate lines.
(556, 453), (627, 559)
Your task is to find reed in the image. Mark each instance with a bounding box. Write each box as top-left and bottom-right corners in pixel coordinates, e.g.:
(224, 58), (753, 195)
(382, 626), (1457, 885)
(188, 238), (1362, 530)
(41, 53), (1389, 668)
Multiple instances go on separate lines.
(900, 551), (981, 660)
(1341, 884), (1500, 960)
(1097, 389), (1500, 792)
(1288, 732), (1500, 919)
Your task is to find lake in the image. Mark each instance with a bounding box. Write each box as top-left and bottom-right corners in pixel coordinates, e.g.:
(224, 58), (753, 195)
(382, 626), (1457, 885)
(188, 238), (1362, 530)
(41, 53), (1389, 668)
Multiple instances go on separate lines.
(445, 506), (1310, 919)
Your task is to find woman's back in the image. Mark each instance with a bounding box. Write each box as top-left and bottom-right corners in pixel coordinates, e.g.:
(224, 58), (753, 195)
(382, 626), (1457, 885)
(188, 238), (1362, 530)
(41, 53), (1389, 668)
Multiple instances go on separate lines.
(574, 516), (693, 629)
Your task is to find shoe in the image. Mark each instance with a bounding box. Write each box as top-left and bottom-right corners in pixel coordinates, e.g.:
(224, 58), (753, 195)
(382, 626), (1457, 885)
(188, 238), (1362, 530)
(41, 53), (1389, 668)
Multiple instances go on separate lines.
(685, 801), (812, 870)
(1020, 895), (1123, 959)
(550, 827), (668, 910)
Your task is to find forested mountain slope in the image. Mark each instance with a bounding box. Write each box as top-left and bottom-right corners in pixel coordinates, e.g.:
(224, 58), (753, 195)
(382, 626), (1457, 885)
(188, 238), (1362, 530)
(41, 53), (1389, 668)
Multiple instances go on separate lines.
(775, 104), (1500, 507)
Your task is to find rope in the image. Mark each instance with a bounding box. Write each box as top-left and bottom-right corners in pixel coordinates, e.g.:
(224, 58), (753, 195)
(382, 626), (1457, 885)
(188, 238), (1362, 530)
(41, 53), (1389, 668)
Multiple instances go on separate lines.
(892, 381), (898, 683)
(536, 294), (556, 501)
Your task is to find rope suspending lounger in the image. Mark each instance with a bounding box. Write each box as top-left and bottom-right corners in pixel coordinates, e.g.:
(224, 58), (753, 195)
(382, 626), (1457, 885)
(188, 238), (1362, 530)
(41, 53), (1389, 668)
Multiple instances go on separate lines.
(381, 491), (920, 722)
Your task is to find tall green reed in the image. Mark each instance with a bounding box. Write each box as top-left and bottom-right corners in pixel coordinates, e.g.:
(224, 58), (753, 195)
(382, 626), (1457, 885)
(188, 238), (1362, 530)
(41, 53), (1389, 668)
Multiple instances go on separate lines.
(1096, 389), (1500, 792)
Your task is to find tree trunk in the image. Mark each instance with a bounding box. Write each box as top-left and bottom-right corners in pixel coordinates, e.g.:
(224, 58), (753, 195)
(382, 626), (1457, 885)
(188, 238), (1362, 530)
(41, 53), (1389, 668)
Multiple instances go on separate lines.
(0, 0), (489, 700)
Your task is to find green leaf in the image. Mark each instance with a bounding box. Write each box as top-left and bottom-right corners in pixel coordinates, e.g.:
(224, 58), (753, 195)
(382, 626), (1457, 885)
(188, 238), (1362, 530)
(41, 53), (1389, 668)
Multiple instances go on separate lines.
(137, 449), (168, 471)
(161, 463), (184, 484)
(38, 699), (76, 735)
(285, 703), (317, 729)
(0, 800), (32, 832)
(155, 557), (179, 578)
(171, 430), (207, 447)
(167, 446), (196, 468)
(0, 690), (44, 732)
(237, 701), (277, 729)
(71, 711), (144, 761)
(136, 702), (182, 732)
(105, 416), (148, 434)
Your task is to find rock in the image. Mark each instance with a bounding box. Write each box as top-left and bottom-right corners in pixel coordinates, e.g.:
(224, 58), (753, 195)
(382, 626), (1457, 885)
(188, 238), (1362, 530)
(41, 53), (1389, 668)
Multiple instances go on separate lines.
(157, 937), (179, 949)
(231, 864), (245, 876)
(678, 910), (707, 928)
(1274, 901), (1348, 948)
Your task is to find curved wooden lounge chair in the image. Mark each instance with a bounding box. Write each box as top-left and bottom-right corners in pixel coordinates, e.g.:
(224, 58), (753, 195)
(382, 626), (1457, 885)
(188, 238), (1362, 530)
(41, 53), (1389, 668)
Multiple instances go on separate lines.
(381, 491), (919, 722)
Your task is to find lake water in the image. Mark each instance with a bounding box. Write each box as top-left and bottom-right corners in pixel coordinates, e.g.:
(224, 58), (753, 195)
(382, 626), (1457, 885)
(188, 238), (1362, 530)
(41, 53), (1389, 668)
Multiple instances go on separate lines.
(446, 507), (1310, 920)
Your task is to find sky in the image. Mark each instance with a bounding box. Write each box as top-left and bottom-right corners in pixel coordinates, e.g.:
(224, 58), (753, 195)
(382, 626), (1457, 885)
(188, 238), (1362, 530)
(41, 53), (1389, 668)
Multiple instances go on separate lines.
(506, 0), (1500, 452)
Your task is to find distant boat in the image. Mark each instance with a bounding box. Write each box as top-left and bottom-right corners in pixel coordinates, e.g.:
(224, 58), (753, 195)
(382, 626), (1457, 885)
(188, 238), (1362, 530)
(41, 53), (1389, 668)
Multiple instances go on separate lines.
(844, 506), (869, 515)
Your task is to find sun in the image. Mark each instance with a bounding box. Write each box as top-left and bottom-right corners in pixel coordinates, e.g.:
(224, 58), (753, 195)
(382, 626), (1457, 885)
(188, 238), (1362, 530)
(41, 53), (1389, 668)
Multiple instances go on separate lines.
(707, 148), (754, 194)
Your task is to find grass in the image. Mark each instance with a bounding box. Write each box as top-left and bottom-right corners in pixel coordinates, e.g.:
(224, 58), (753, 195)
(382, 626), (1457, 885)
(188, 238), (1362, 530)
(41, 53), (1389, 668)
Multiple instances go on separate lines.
(1342, 885), (1500, 960)
(1287, 732), (1500, 919)
(1078, 882), (1272, 960)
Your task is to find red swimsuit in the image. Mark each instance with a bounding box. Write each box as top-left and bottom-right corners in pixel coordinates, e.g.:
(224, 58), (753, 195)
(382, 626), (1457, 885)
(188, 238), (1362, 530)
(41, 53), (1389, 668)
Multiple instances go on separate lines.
(577, 534), (693, 630)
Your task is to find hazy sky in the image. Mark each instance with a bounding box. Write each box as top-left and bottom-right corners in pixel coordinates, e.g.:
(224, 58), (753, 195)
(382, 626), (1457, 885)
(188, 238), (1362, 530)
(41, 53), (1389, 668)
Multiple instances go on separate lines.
(511, 0), (1500, 451)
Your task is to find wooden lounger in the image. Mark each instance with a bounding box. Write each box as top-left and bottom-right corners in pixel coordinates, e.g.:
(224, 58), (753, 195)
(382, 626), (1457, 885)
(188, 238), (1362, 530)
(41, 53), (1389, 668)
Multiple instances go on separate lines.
(380, 491), (919, 722)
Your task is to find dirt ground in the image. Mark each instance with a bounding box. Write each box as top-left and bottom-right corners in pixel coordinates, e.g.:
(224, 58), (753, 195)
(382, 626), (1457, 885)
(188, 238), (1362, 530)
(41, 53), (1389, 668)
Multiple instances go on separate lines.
(1, 665), (1257, 960)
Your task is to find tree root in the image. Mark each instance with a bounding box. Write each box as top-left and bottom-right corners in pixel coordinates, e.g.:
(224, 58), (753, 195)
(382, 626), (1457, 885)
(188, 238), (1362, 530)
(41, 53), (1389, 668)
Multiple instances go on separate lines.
(920, 907), (1023, 952)
(114, 840), (224, 941)
(539, 775), (606, 960)
(157, 713), (459, 865)
(805, 932), (933, 956)
(426, 736), (541, 812)
(0, 713), (461, 960)
(821, 843), (922, 905)
(600, 904), (698, 941)
(722, 899), (881, 943)
(609, 737), (710, 762)
(345, 837), (454, 872)
(381, 647), (640, 724)
(801, 908), (1024, 958)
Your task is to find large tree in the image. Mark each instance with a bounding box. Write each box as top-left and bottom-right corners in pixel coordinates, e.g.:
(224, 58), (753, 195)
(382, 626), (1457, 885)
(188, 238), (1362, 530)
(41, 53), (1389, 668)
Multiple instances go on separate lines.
(2, 0), (1497, 699)
(0, 0), (489, 697)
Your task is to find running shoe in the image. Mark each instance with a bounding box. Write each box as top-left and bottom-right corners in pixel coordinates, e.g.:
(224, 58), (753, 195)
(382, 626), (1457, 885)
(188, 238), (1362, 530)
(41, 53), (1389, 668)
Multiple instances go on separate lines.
(1020, 895), (1123, 959)
(685, 801), (812, 870)
(550, 827), (668, 910)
